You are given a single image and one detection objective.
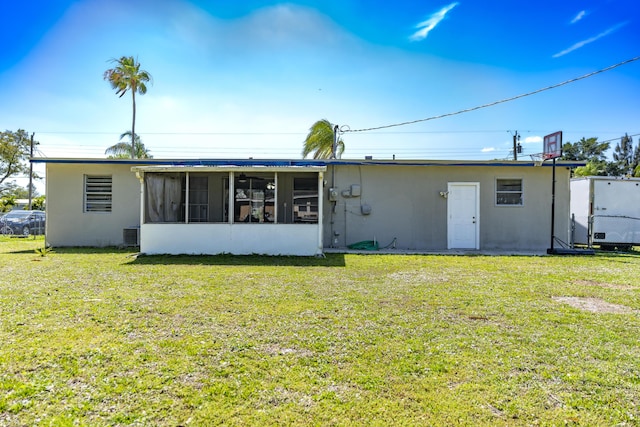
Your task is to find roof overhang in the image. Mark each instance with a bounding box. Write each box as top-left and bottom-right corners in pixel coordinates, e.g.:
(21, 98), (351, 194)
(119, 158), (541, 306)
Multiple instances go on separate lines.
(30, 157), (586, 168)
(131, 165), (326, 173)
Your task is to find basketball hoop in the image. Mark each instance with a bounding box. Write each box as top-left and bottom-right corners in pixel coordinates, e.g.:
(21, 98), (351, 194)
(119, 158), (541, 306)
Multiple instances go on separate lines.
(530, 153), (544, 167)
(543, 131), (563, 160)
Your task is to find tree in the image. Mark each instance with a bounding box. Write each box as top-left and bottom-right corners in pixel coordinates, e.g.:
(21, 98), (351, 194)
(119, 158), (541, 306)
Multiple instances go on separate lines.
(1, 182), (31, 199)
(103, 56), (152, 158)
(561, 137), (610, 162)
(561, 137), (610, 176)
(31, 195), (46, 211)
(611, 133), (634, 176)
(1, 130), (33, 195)
(105, 131), (152, 159)
(302, 119), (345, 159)
(633, 142), (640, 177)
(573, 162), (608, 177)
(0, 195), (16, 213)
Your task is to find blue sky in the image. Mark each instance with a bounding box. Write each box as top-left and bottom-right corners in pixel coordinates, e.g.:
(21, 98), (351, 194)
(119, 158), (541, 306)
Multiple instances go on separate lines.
(2, 0), (639, 177)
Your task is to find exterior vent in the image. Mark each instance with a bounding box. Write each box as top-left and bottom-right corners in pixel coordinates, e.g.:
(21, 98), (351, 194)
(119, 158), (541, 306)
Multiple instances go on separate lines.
(123, 227), (139, 247)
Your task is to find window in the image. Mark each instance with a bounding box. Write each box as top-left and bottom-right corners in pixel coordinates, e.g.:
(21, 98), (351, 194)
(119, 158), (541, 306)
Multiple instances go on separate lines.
(293, 177), (318, 223)
(234, 173), (275, 223)
(145, 173), (185, 223)
(496, 179), (523, 206)
(189, 176), (208, 222)
(84, 175), (112, 212)
(145, 172), (230, 223)
(141, 171), (321, 224)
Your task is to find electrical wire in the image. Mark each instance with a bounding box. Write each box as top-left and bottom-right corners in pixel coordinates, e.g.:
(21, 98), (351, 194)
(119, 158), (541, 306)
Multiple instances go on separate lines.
(597, 133), (640, 144)
(25, 55), (640, 161)
(32, 129), (636, 138)
(343, 56), (640, 134)
(35, 131), (306, 136)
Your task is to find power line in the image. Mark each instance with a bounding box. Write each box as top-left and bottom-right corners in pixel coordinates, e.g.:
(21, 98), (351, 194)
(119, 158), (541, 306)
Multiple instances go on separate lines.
(35, 131), (307, 136)
(597, 133), (640, 144)
(343, 56), (640, 134)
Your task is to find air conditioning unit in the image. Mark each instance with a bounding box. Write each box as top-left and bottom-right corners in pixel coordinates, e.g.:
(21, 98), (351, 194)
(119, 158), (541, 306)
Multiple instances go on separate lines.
(123, 227), (139, 247)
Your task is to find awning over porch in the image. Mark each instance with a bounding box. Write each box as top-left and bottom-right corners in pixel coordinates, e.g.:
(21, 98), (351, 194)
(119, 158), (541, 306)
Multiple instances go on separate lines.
(131, 164), (326, 174)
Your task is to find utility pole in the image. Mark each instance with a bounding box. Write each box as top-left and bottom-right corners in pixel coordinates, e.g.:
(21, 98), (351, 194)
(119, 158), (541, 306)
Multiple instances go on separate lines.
(512, 131), (521, 161)
(28, 133), (35, 210)
(332, 124), (339, 159)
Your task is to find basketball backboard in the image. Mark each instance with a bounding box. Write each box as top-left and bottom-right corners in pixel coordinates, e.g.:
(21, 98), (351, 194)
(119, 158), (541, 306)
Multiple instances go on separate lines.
(543, 131), (562, 160)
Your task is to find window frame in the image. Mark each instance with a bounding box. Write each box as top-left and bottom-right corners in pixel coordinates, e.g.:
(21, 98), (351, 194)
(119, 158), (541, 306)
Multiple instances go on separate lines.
(233, 172), (276, 224)
(495, 177), (523, 207)
(84, 175), (113, 213)
(188, 175), (209, 222)
(140, 170), (322, 225)
(292, 177), (319, 224)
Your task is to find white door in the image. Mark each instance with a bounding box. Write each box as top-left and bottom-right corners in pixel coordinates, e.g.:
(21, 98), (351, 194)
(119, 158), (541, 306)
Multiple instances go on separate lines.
(447, 182), (479, 249)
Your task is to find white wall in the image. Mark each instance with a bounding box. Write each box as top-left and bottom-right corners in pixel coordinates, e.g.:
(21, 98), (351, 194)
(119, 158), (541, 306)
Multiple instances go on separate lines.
(570, 178), (591, 245)
(141, 223), (321, 256)
(45, 163), (141, 247)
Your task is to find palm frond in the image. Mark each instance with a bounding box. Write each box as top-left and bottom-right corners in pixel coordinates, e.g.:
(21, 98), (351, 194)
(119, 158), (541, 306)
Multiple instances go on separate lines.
(103, 56), (153, 158)
(302, 119), (345, 159)
(105, 132), (152, 159)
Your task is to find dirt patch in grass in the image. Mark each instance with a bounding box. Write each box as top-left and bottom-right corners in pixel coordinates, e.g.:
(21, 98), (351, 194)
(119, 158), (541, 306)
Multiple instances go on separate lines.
(387, 270), (450, 284)
(573, 279), (635, 291)
(553, 296), (637, 314)
(260, 343), (314, 358)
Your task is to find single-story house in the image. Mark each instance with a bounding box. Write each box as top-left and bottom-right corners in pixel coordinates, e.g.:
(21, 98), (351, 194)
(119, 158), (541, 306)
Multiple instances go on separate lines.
(32, 157), (581, 255)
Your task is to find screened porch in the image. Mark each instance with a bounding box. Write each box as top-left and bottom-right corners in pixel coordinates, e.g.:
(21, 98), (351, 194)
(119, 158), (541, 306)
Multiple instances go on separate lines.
(131, 166), (325, 256)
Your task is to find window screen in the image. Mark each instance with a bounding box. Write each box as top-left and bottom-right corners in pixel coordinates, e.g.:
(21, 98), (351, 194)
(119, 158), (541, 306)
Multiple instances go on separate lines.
(189, 176), (208, 222)
(293, 177), (318, 223)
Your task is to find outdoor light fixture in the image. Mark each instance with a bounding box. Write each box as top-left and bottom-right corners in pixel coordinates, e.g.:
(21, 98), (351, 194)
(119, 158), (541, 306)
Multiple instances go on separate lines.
(238, 173), (247, 183)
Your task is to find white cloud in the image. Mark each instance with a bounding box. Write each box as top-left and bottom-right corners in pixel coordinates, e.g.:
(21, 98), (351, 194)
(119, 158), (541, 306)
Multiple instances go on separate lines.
(524, 136), (542, 144)
(553, 22), (627, 57)
(169, 3), (354, 55)
(571, 10), (587, 24)
(409, 2), (459, 42)
(481, 147), (496, 153)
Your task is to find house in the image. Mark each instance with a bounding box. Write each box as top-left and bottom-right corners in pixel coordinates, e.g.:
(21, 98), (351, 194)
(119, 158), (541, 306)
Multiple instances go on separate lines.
(33, 157), (581, 255)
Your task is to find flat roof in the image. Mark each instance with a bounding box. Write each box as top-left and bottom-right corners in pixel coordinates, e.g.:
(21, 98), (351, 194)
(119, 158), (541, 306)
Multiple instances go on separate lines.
(30, 157), (587, 167)
(131, 164), (327, 173)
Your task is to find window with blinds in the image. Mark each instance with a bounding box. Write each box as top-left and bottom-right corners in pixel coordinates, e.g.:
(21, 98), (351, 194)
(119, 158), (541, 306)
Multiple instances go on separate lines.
(84, 175), (112, 212)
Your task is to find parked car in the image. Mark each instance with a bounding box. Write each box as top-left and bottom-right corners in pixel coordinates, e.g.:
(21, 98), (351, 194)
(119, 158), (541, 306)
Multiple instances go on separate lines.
(0, 210), (46, 235)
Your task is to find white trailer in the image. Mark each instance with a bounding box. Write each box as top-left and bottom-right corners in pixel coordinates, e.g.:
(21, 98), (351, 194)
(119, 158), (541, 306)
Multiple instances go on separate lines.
(570, 176), (640, 249)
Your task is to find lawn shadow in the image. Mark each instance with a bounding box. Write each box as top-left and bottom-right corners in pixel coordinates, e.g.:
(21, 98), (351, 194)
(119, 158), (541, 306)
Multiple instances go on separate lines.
(7, 246), (138, 255)
(127, 252), (346, 267)
(4, 244), (346, 266)
(590, 249), (640, 264)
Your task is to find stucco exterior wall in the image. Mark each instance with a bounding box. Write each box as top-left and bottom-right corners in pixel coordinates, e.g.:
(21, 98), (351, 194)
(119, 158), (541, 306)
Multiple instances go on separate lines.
(41, 160), (572, 253)
(45, 163), (141, 247)
(323, 164), (571, 251)
(141, 223), (321, 256)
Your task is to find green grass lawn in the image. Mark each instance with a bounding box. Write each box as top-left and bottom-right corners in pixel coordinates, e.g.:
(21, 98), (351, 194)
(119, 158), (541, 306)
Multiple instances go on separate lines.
(1, 236), (639, 426)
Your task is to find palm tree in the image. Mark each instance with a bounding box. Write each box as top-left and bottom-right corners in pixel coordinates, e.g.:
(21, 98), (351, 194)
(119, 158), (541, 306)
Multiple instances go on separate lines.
(103, 56), (152, 158)
(302, 119), (345, 159)
(105, 131), (152, 159)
